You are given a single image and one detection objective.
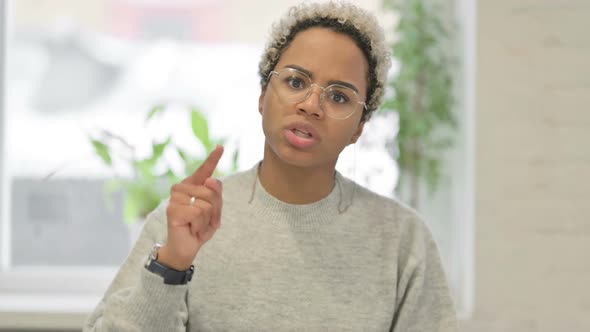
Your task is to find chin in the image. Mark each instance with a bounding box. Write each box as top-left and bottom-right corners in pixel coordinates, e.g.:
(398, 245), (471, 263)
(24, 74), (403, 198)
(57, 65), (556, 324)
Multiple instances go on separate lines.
(272, 141), (340, 172)
(280, 145), (318, 167)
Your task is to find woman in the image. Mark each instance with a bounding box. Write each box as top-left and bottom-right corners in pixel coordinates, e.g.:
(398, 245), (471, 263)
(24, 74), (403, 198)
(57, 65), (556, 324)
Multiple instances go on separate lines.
(85, 2), (457, 331)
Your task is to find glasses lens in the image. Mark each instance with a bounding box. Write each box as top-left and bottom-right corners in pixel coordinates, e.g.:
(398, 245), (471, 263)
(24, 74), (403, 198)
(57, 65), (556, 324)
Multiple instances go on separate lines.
(272, 69), (311, 103)
(322, 85), (359, 119)
(269, 68), (362, 120)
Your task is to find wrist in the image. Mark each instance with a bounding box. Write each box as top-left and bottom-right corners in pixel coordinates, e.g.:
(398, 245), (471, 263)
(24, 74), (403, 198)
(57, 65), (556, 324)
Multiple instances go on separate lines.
(157, 245), (195, 271)
(145, 243), (195, 285)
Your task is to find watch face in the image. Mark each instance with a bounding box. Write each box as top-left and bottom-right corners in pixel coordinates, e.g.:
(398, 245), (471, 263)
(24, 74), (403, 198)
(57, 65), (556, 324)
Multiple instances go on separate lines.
(145, 243), (161, 267)
(150, 243), (162, 260)
(144, 254), (153, 268)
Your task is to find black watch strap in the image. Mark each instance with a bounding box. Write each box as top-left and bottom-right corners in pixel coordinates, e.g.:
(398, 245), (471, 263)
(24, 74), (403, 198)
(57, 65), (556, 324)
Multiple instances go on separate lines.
(145, 259), (194, 285)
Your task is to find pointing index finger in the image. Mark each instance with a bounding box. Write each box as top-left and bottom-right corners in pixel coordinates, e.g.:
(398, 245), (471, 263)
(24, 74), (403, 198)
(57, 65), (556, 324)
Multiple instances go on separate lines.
(183, 145), (224, 185)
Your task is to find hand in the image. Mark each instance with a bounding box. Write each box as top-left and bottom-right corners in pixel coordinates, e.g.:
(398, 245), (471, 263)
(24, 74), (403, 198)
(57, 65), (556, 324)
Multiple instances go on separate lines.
(159, 145), (224, 271)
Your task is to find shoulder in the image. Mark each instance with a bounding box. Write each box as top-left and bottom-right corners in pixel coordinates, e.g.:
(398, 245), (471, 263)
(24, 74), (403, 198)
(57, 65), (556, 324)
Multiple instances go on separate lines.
(219, 167), (254, 189)
(218, 166), (256, 202)
(343, 174), (420, 227)
(343, 175), (438, 262)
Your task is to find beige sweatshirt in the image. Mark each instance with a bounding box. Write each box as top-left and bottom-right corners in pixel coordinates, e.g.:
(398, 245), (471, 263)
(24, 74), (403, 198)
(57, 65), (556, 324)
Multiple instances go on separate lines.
(84, 164), (458, 331)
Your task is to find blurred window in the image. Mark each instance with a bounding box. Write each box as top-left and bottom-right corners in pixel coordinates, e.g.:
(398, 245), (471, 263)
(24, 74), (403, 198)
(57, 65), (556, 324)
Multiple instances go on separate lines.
(0, 0), (473, 320)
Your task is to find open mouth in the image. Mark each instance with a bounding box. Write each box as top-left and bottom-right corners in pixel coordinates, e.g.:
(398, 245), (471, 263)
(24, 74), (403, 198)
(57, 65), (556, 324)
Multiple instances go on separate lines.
(284, 125), (319, 149)
(292, 128), (312, 138)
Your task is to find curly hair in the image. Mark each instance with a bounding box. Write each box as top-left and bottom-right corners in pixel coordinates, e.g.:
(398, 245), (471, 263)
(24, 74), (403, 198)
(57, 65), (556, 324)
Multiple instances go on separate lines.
(258, 1), (391, 122)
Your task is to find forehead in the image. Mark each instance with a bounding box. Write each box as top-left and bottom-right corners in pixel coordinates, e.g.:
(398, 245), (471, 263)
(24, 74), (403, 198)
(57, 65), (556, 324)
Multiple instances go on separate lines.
(275, 27), (368, 93)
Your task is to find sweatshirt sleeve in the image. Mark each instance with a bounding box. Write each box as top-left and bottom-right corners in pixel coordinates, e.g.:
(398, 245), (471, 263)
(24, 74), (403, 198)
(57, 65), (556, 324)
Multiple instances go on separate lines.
(83, 201), (189, 332)
(390, 222), (459, 332)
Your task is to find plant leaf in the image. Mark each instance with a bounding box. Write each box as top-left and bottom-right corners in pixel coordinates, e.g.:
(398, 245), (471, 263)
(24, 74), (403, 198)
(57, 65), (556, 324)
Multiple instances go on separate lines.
(146, 105), (165, 123)
(232, 149), (239, 172)
(165, 169), (182, 184)
(123, 193), (140, 224)
(103, 179), (125, 211)
(134, 159), (157, 180)
(190, 108), (212, 151)
(124, 181), (163, 223)
(152, 137), (171, 161)
(91, 139), (112, 166)
(177, 148), (190, 163)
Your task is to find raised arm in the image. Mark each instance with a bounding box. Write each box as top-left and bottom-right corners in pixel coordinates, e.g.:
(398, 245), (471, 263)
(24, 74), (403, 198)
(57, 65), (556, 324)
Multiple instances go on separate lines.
(84, 146), (225, 331)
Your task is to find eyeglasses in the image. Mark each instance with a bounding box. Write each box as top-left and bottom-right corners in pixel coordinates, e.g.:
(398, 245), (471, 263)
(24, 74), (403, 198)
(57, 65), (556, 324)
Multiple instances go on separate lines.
(266, 67), (367, 120)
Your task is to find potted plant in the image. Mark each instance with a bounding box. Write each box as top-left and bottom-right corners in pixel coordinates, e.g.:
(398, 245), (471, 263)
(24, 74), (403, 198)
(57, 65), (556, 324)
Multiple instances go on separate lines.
(89, 105), (238, 240)
(381, 0), (457, 209)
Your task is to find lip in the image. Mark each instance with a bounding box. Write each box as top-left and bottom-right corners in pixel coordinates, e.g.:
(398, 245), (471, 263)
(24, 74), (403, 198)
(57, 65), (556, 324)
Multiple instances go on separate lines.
(285, 121), (321, 141)
(283, 121), (321, 150)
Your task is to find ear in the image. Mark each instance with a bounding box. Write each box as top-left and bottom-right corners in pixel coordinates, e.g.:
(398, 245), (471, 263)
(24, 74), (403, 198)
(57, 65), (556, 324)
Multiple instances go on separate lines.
(258, 88), (266, 115)
(349, 121), (365, 145)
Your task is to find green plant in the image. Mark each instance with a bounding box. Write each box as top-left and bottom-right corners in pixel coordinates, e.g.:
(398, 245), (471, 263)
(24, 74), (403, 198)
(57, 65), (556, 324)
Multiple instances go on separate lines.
(90, 105), (239, 224)
(381, 0), (457, 209)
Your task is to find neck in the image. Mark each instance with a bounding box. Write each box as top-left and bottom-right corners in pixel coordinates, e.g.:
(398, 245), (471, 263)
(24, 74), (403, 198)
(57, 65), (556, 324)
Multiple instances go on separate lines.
(258, 147), (336, 205)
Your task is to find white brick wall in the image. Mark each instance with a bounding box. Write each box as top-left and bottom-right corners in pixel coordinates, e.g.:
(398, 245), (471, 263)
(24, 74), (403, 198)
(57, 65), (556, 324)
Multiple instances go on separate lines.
(461, 1), (590, 331)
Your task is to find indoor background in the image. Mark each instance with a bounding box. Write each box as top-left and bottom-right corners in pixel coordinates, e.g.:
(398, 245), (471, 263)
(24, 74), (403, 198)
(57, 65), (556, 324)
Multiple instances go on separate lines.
(0, 0), (588, 331)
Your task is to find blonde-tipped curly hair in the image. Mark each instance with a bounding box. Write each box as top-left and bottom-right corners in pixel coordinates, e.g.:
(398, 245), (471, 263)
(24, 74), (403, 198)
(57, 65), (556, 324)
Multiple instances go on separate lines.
(258, 1), (391, 121)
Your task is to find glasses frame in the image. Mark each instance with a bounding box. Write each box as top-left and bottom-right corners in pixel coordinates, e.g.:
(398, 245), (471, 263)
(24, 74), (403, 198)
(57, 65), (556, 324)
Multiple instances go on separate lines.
(266, 68), (367, 120)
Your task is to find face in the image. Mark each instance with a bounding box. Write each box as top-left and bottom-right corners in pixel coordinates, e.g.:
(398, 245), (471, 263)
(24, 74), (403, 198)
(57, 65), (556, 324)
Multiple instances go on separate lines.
(259, 27), (369, 170)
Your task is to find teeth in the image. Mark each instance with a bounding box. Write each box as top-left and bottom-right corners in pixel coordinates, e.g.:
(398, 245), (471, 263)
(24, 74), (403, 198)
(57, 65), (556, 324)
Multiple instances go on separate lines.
(293, 129), (311, 138)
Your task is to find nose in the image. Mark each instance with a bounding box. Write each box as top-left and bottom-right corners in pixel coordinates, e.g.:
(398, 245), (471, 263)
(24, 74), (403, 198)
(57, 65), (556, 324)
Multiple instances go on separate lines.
(296, 84), (325, 119)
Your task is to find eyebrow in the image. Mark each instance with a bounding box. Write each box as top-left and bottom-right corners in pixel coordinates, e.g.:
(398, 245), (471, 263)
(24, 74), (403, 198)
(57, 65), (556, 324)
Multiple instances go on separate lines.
(284, 64), (361, 94)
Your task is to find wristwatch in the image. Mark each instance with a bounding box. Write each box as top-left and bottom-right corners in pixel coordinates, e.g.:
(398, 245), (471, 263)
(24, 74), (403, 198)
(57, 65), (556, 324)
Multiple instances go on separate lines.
(144, 243), (194, 285)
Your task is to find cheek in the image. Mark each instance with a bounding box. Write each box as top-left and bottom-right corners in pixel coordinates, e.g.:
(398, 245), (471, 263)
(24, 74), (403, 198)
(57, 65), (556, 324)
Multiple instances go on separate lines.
(335, 118), (363, 145)
(325, 126), (356, 150)
(260, 93), (281, 134)
(262, 91), (291, 120)
(259, 90), (268, 114)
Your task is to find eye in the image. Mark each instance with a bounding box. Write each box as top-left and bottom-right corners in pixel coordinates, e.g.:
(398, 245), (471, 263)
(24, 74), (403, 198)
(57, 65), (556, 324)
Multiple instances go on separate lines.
(329, 91), (350, 104)
(286, 77), (306, 90)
